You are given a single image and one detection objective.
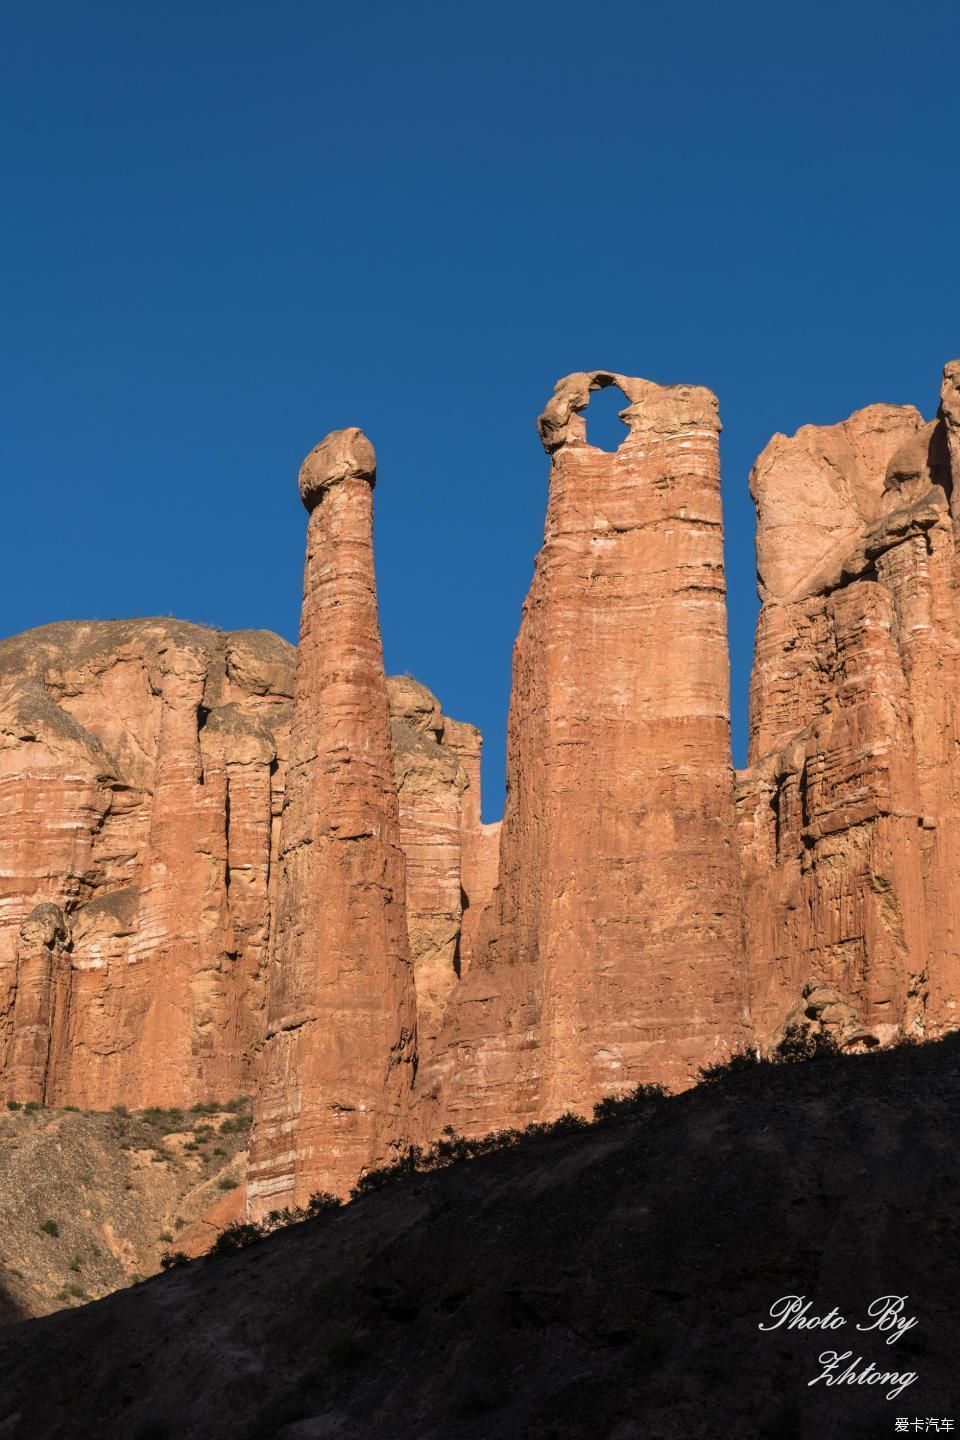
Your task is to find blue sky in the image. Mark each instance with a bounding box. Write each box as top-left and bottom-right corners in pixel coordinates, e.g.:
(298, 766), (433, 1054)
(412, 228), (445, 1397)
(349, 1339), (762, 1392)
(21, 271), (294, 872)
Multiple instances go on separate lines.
(2, 2), (957, 818)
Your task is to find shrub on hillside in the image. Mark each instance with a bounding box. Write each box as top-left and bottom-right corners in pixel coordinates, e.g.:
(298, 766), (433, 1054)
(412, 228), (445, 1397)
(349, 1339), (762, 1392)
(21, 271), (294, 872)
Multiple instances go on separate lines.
(593, 1082), (667, 1123)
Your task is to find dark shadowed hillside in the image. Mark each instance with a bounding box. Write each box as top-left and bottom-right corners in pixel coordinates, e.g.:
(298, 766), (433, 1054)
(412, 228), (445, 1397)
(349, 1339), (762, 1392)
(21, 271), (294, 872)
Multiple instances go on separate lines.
(2, 1041), (959, 1440)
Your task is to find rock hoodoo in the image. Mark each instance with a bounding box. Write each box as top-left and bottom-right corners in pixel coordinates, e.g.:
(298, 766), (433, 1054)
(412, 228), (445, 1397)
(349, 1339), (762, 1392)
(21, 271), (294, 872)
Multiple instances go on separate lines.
(246, 429), (417, 1212)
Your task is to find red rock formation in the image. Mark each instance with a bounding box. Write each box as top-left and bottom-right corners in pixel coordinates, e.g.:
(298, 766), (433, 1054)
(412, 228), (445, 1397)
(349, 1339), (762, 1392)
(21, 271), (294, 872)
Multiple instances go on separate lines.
(388, 677), (465, 1056)
(440, 717), (501, 977)
(429, 372), (749, 1133)
(4, 905), (72, 1103)
(737, 364), (960, 1045)
(247, 429), (417, 1213)
(0, 613), (484, 1126)
(0, 621), (294, 1107)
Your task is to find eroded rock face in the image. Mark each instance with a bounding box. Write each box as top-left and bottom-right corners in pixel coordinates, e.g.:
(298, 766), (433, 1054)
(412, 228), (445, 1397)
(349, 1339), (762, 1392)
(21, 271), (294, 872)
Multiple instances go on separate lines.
(0, 621), (294, 1108)
(737, 365), (960, 1046)
(0, 611), (487, 1131)
(247, 430), (418, 1212)
(428, 372), (749, 1132)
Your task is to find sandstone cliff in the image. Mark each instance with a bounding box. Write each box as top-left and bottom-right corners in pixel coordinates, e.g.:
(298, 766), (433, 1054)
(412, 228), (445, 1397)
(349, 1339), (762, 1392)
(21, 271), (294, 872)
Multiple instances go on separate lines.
(0, 616), (486, 1134)
(0, 620), (295, 1109)
(737, 364), (960, 1047)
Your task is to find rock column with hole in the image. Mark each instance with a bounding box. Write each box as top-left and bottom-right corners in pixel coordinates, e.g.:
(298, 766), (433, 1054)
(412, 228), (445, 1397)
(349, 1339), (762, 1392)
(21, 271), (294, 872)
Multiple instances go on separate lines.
(431, 372), (749, 1130)
(247, 429), (417, 1213)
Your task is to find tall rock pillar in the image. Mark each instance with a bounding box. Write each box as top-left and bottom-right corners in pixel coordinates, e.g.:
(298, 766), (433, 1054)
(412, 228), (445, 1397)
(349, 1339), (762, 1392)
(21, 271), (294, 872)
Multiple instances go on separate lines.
(247, 429), (416, 1213)
(432, 372), (748, 1131)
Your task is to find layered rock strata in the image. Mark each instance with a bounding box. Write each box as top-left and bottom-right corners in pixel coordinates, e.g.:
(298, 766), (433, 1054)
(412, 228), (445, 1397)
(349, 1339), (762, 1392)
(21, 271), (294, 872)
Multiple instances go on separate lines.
(246, 429), (417, 1212)
(0, 616), (485, 1121)
(429, 372), (749, 1132)
(737, 364), (960, 1045)
(0, 621), (294, 1108)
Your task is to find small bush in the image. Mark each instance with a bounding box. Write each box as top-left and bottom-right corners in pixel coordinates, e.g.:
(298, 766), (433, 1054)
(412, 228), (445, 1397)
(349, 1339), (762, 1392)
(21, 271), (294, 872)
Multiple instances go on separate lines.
(68, 1255), (83, 1273)
(159, 1230), (173, 1243)
(40, 1219), (59, 1238)
(217, 1176), (239, 1191)
(209, 1222), (263, 1257)
(190, 1101), (221, 1114)
(773, 1023), (840, 1064)
(23, 1100), (40, 1113)
(55, 1286), (87, 1304)
(698, 1047), (765, 1085)
(160, 1250), (190, 1270)
(305, 1191), (343, 1218)
(111, 1104), (130, 1117)
(523, 1111), (592, 1138)
(63, 1104), (80, 1112)
(219, 1113), (252, 1135)
(173, 1216), (187, 1231)
(5, 1100), (20, 1111)
(139, 1106), (186, 1128)
(593, 1083), (668, 1123)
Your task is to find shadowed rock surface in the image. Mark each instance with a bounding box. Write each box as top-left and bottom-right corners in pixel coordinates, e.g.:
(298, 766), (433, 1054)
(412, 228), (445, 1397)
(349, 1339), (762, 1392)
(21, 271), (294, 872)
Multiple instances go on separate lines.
(2, 1040), (958, 1439)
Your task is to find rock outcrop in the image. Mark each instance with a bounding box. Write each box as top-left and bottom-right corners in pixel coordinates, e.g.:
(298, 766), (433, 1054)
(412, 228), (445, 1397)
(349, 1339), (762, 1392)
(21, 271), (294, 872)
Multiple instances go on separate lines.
(6, 359), (960, 1216)
(428, 372), (749, 1133)
(0, 621), (294, 1109)
(247, 429), (417, 1212)
(0, 615), (486, 1130)
(737, 364), (960, 1046)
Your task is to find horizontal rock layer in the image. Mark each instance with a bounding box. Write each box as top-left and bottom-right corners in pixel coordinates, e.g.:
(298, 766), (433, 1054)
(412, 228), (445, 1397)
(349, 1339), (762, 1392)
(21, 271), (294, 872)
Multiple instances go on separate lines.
(0, 619), (490, 1125)
(737, 364), (960, 1047)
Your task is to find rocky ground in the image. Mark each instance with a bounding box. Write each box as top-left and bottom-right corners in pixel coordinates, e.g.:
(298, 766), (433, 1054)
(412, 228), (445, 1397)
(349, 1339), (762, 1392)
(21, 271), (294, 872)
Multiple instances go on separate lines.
(0, 1099), (250, 1322)
(1, 1041), (959, 1439)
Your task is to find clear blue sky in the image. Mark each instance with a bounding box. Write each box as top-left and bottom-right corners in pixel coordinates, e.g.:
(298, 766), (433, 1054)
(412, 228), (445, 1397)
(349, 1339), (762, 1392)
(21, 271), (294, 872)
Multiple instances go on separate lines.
(2, 3), (957, 819)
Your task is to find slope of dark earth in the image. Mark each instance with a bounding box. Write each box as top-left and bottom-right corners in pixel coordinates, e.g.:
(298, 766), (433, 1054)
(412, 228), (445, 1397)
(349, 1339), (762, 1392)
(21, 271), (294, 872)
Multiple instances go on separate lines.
(1, 1041), (959, 1440)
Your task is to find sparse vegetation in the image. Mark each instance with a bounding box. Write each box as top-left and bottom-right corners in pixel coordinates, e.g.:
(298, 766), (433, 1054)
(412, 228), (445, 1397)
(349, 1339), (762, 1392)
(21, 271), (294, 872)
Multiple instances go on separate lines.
(23, 1100), (40, 1112)
(6, 1099), (21, 1111)
(159, 1230), (173, 1243)
(218, 1113), (252, 1135)
(111, 1104), (130, 1117)
(592, 1082), (667, 1123)
(697, 1023), (840, 1084)
(68, 1255), (83, 1272)
(217, 1176), (239, 1191)
(40, 1219), (60, 1238)
(199, 1191), (344, 1261)
(174, 1216), (187, 1231)
(160, 1250), (190, 1270)
(54, 1283), (87, 1303)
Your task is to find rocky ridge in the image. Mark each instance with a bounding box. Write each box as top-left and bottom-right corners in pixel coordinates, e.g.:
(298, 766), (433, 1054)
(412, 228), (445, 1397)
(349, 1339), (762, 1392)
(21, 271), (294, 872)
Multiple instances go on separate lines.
(1, 360), (959, 1231)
